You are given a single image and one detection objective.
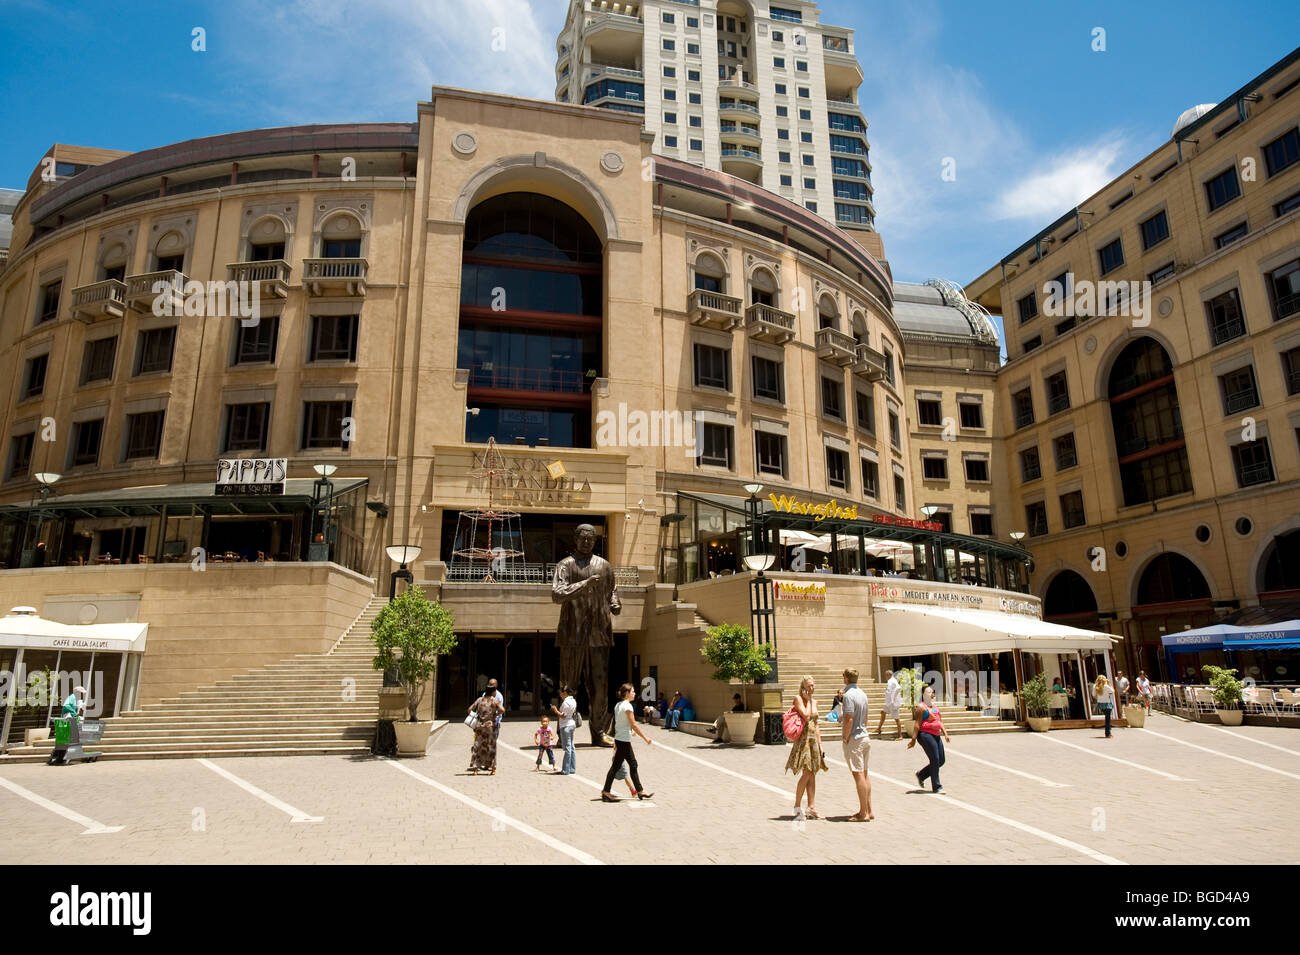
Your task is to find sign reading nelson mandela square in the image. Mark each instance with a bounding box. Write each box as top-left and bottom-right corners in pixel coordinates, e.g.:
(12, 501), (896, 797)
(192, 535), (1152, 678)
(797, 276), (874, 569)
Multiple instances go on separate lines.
(467, 451), (593, 507)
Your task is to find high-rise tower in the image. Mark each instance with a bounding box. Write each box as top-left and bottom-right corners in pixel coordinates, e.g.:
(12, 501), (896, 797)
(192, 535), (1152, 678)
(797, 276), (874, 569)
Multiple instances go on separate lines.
(555, 0), (876, 241)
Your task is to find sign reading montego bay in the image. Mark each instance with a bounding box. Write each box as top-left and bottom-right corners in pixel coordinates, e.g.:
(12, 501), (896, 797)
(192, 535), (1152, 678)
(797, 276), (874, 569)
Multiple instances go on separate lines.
(468, 451), (593, 506)
(215, 458), (287, 496)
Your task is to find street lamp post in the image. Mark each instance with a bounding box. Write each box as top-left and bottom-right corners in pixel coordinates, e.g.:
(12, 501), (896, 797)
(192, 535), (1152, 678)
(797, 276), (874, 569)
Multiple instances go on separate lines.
(21, 472), (61, 567)
(387, 544), (422, 600)
(310, 464), (338, 561)
(739, 482), (778, 688)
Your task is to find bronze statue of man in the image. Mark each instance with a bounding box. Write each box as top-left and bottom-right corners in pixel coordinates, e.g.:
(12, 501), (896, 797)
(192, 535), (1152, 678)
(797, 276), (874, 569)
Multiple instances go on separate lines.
(552, 523), (621, 746)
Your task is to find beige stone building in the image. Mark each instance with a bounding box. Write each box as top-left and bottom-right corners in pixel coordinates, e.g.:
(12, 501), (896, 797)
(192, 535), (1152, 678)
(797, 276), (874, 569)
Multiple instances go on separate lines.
(0, 84), (1093, 748)
(966, 47), (1300, 685)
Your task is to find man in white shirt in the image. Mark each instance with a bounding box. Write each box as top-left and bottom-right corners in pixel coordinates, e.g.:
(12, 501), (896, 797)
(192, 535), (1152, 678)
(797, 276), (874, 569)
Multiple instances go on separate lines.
(840, 667), (873, 822)
(549, 684), (578, 774)
(875, 669), (903, 740)
(1117, 671), (1130, 705)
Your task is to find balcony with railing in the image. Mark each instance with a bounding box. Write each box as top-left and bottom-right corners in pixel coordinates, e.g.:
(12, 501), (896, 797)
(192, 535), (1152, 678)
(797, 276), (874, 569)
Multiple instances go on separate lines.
(302, 257), (368, 297)
(720, 146), (762, 167)
(852, 343), (886, 380)
(718, 100), (760, 118)
(1274, 290), (1300, 322)
(688, 288), (743, 330)
(718, 78), (760, 100)
(1224, 389), (1259, 415)
(745, 302), (796, 343)
(1237, 460), (1274, 487)
(584, 64), (644, 83)
(227, 259), (291, 299)
(719, 124), (762, 146)
(464, 365), (586, 394)
(815, 327), (857, 366)
(70, 279), (127, 322)
(1288, 368), (1300, 395)
(125, 269), (187, 313)
(1210, 316), (1246, 346)
(1047, 393), (1071, 415)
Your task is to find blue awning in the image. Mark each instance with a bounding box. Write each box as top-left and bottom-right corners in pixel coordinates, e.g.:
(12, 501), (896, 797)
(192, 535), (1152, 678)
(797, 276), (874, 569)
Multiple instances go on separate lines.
(1165, 619), (1300, 653)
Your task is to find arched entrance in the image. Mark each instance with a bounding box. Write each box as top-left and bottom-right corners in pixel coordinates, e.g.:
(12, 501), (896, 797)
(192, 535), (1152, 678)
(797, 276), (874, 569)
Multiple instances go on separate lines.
(458, 192), (604, 448)
(1106, 338), (1193, 507)
(1131, 552), (1215, 683)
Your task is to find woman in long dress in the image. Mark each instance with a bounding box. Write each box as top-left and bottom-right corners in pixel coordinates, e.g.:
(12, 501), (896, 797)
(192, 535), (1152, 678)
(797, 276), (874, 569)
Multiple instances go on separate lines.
(469, 691), (504, 774)
(786, 676), (828, 820)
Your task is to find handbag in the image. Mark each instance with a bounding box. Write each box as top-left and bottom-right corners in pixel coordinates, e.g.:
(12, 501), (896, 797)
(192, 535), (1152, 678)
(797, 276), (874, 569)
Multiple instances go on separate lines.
(464, 710), (479, 729)
(573, 708), (583, 728)
(782, 704), (805, 743)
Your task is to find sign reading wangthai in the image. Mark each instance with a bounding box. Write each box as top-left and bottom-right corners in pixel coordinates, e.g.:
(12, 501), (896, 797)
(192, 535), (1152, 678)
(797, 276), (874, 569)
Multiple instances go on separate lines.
(215, 458), (287, 496)
(774, 580), (827, 601)
(767, 494), (858, 522)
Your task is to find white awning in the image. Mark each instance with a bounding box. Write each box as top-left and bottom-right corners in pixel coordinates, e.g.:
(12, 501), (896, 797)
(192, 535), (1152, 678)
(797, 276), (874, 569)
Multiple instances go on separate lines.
(0, 609), (148, 654)
(873, 602), (1118, 655)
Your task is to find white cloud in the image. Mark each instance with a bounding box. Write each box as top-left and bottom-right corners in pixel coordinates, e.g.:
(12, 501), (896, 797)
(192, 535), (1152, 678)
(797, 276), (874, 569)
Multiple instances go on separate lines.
(213, 0), (560, 122)
(991, 137), (1130, 221)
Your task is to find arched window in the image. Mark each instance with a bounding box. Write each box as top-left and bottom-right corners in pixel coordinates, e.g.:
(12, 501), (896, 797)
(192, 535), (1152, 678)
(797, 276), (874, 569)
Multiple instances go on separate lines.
(850, 310), (867, 345)
(817, 293), (838, 331)
(693, 253), (726, 294)
(458, 192), (603, 448)
(1261, 529), (1300, 593)
(1043, 570), (1098, 622)
(153, 231), (187, 274)
(246, 216), (288, 262)
(750, 268), (778, 307)
(99, 242), (128, 282)
(319, 213), (362, 259)
(1137, 553), (1210, 604)
(1107, 338), (1191, 506)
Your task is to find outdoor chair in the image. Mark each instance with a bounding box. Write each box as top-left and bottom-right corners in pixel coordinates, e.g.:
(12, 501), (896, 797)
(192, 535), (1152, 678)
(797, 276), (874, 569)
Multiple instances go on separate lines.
(1192, 686), (1217, 716)
(1247, 687), (1280, 721)
(998, 692), (1018, 721)
(1050, 692), (1069, 719)
(1172, 686), (1197, 720)
(1277, 689), (1300, 714)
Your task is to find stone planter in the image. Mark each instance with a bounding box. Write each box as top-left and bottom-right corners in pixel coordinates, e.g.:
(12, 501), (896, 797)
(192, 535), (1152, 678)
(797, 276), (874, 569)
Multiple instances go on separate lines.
(393, 720), (433, 755)
(1217, 707), (1244, 726)
(1027, 716), (1052, 732)
(1124, 704), (1147, 728)
(24, 727), (50, 746)
(378, 686), (407, 721)
(723, 710), (760, 746)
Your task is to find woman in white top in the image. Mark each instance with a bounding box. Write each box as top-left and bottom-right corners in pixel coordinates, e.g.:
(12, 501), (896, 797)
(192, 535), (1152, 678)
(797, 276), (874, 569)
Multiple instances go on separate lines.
(1093, 675), (1116, 738)
(601, 682), (653, 802)
(548, 684), (578, 775)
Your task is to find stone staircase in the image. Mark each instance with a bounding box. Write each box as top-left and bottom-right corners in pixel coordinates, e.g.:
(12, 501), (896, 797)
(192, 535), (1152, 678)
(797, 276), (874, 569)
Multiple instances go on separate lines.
(777, 656), (1021, 736)
(2, 597), (388, 762)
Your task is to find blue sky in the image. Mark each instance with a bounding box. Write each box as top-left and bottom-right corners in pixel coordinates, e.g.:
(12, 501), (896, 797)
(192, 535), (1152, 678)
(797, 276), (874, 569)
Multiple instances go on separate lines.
(2, 0), (1298, 289)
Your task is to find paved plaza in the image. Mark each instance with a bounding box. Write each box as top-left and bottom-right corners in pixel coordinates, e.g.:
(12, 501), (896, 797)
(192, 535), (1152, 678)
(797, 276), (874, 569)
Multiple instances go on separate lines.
(1, 711), (1297, 865)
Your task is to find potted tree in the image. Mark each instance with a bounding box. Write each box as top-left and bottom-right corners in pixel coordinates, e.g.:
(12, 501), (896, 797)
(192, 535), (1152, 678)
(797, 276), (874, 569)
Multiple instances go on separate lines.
(895, 666), (926, 737)
(699, 622), (771, 746)
(1202, 664), (1244, 726)
(1021, 674), (1052, 732)
(371, 584), (457, 755)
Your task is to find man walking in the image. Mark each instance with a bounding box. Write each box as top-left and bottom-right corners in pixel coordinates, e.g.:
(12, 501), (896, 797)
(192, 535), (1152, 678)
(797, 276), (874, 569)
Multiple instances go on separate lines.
(840, 668), (873, 822)
(875, 669), (902, 740)
(1116, 671), (1130, 706)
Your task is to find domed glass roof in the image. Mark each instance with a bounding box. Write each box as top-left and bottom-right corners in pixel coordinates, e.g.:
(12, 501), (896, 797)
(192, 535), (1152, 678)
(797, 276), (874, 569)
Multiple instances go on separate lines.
(1172, 103), (1218, 137)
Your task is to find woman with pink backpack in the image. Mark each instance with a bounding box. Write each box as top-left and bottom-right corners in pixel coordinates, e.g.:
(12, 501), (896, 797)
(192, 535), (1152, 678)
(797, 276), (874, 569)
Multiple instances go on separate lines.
(784, 675), (829, 821)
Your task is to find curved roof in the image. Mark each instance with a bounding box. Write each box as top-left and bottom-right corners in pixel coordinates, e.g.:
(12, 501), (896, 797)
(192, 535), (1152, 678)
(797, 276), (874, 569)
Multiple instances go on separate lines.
(1172, 103), (1218, 137)
(893, 280), (999, 345)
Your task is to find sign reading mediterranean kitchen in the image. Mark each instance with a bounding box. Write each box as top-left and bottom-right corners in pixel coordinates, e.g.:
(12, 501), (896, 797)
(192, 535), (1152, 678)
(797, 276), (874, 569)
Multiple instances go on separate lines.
(215, 458), (287, 496)
(867, 581), (1041, 617)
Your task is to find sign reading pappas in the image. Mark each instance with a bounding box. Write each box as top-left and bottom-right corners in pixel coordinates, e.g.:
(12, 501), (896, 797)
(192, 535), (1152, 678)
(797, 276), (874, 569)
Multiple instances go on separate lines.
(216, 458), (287, 496)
